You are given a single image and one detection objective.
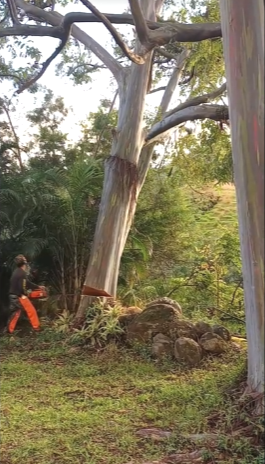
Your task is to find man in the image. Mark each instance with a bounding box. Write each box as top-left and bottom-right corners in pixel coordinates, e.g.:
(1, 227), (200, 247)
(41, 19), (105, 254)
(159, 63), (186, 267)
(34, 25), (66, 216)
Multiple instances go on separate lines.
(7, 254), (43, 334)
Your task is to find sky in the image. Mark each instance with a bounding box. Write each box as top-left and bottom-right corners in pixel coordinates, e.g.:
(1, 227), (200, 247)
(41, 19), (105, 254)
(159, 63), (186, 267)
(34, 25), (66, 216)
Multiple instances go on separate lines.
(2, 0), (177, 143)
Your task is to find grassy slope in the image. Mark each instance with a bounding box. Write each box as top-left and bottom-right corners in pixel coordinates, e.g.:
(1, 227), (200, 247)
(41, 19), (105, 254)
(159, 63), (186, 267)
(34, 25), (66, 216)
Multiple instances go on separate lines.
(193, 183), (238, 239)
(206, 184), (237, 230)
(1, 331), (262, 464)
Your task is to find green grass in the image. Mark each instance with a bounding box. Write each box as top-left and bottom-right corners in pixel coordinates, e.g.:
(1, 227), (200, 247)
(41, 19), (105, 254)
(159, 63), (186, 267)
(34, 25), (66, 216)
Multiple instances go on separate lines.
(196, 183), (238, 235)
(0, 331), (261, 464)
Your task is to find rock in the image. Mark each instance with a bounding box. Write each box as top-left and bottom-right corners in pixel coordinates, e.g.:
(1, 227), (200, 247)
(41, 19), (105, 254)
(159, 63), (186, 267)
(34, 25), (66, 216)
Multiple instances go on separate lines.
(212, 324), (231, 341)
(230, 341), (242, 352)
(199, 332), (228, 354)
(118, 307), (142, 326)
(151, 333), (173, 359)
(126, 304), (181, 343)
(174, 337), (203, 366)
(194, 321), (213, 338)
(174, 319), (198, 340)
(146, 297), (182, 314)
(126, 305), (196, 344)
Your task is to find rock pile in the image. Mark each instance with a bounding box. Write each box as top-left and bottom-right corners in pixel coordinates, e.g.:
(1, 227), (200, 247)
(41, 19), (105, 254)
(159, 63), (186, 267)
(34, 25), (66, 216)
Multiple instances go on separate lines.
(119, 297), (232, 367)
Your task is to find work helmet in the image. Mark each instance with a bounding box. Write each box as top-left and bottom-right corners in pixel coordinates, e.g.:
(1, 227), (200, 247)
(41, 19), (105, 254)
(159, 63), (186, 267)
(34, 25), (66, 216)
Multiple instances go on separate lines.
(14, 254), (27, 267)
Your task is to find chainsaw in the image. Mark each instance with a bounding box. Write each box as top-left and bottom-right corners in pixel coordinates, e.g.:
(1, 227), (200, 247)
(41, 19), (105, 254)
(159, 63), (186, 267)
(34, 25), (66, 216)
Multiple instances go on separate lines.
(27, 287), (48, 301)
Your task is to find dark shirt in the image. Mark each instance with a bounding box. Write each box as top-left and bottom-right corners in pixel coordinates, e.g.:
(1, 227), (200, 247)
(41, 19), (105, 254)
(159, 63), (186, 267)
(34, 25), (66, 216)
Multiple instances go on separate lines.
(9, 268), (39, 297)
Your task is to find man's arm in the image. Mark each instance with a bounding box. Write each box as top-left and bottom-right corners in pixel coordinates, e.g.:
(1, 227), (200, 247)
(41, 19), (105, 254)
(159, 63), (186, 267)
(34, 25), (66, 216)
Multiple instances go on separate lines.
(18, 269), (29, 296)
(19, 269), (40, 294)
(26, 278), (40, 291)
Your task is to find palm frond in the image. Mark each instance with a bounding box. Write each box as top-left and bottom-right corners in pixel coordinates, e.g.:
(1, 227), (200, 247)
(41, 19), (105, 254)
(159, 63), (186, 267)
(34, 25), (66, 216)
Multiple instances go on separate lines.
(0, 188), (22, 204)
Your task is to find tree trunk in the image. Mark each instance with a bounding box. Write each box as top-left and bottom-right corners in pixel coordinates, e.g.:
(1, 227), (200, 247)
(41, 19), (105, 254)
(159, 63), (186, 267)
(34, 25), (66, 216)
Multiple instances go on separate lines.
(75, 9), (189, 322)
(219, 0), (264, 398)
(75, 1), (157, 321)
(60, 262), (68, 312)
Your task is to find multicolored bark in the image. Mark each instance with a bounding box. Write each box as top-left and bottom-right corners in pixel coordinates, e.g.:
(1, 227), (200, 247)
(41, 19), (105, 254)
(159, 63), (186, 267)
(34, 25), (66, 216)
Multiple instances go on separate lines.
(220, 0), (264, 395)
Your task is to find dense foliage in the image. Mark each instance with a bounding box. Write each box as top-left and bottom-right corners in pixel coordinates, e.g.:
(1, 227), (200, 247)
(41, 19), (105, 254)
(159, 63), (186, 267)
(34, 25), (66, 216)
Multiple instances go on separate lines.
(0, 0), (243, 327)
(0, 88), (242, 325)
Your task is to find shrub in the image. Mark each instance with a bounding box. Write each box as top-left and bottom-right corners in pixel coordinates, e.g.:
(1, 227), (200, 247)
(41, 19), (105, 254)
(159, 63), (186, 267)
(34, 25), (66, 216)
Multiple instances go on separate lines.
(69, 302), (124, 347)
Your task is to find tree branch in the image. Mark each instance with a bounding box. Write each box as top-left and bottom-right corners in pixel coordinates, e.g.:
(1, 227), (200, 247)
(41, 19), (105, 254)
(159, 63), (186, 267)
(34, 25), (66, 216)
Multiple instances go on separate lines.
(14, 0), (124, 82)
(10, 3), (222, 44)
(165, 82), (227, 117)
(0, 9), (8, 24)
(16, 26), (71, 94)
(160, 49), (190, 113)
(148, 86), (166, 94)
(138, 50), (189, 188)
(6, 0), (20, 25)
(67, 62), (107, 74)
(146, 104), (229, 144)
(179, 66), (195, 85)
(2, 102), (23, 171)
(0, 24), (62, 39)
(147, 22), (221, 48)
(128, 0), (150, 45)
(149, 48), (191, 93)
(3, 5), (222, 44)
(27, 11), (164, 29)
(79, 0), (145, 64)
(155, 47), (180, 61)
(0, 73), (24, 83)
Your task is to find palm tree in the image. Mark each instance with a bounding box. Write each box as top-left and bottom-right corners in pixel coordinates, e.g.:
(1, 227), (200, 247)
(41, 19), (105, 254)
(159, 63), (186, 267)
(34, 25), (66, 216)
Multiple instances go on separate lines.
(0, 159), (103, 312)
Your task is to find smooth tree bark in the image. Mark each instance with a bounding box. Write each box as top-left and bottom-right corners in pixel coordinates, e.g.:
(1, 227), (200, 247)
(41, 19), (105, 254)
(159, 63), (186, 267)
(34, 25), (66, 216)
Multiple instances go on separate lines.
(76, 1), (157, 318)
(219, 0), (264, 398)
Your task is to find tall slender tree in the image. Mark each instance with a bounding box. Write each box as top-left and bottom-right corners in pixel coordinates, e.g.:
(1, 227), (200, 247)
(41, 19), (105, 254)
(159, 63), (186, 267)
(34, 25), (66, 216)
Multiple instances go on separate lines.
(220, 0), (264, 401)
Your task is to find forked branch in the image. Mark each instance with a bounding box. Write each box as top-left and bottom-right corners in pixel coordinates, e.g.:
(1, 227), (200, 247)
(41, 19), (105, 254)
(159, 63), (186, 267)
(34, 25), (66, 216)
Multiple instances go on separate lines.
(80, 0), (145, 64)
(15, 0), (124, 82)
(165, 82), (227, 117)
(128, 0), (150, 45)
(16, 28), (71, 94)
(146, 104), (229, 143)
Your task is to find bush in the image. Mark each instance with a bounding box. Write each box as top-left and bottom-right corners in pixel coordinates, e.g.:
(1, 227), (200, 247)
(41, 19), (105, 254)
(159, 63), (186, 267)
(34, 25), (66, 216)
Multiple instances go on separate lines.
(67, 302), (124, 347)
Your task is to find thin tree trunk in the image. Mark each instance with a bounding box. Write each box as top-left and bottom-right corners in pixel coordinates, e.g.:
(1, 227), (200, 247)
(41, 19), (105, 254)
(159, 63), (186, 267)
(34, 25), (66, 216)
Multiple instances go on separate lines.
(72, 243), (79, 311)
(60, 262), (68, 312)
(3, 103), (24, 172)
(220, 0), (264, 399)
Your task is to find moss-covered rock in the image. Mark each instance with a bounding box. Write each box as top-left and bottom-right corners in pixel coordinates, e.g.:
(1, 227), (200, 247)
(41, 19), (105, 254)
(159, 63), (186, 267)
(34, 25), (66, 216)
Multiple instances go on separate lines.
(199, 332), (228, 354)
(126, 304), (180, 343)
(212, 325), (231, 341)
(118, 307), (142, 326)
(145, 297), (182, 314)
(194, 321), (213, 338)
(151, 333), (173, 359)
(174, 319), (198, 340)
(174, 337), (203, 366)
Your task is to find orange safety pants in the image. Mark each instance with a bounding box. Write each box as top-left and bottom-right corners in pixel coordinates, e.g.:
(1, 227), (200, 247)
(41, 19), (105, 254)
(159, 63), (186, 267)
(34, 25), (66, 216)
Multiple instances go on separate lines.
(8, 295), (40, 333)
